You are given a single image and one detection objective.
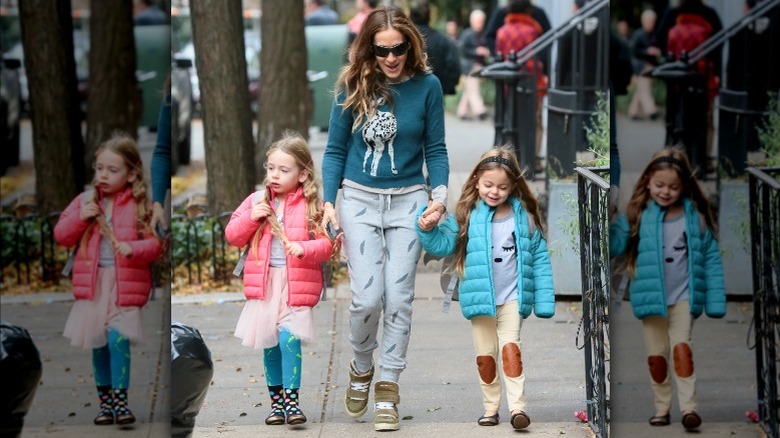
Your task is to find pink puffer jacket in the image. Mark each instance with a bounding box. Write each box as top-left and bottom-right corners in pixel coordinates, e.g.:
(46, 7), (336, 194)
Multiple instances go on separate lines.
(224, 187), (333, 306)
(54, 187), (162, 307)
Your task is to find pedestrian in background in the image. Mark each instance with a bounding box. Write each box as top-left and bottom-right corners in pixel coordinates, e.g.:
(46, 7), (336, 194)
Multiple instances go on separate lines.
(456, 9), (489, 121)
(628, 9), (661, 121)
(226, 131), (336, 426)
(305, 0), (339, 26)
(410, 1), (461, 95)
(321, 6), (449, 431)
(347, 0), (379, 43)
(610, 148), (726, 430)
(416, 147), (554, 431)
(495, 0), (547, 173)
(55, 133), (162, 426)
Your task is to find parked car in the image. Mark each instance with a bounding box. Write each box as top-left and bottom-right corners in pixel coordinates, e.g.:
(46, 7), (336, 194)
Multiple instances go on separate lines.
(1, 56), (22, 175)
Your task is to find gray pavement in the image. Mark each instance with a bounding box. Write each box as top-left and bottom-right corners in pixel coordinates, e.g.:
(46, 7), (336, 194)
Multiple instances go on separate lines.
(0, 289), (170, 437)
(172, 272), (595, 437)
(610, 299), (762, 437)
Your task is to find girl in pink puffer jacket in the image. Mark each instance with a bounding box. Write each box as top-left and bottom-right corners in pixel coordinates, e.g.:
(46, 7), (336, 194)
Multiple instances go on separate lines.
(55, 133), (161, 427)
(226, 131), (336, 426)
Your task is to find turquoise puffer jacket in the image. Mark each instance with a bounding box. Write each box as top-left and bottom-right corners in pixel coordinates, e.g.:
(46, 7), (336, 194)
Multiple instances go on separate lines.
(416, 198), (555, 319)
(609, 198), (726, 319)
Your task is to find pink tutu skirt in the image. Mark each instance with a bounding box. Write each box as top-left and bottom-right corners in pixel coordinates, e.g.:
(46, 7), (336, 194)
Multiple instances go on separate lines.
(234, 266), (315, 349)
(63, 267), (143, 349)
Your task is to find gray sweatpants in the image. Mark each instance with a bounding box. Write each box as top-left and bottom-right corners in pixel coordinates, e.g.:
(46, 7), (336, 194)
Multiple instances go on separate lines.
(338, 185), (428, 383)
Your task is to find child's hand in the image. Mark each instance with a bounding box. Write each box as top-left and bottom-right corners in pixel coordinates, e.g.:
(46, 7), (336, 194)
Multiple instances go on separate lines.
(114, 242), (133, 257)
(250, 203), (272, 222)
(418, 210), (441, 231)
(80, 201), (100, 221)
(285, 242), (304, 258)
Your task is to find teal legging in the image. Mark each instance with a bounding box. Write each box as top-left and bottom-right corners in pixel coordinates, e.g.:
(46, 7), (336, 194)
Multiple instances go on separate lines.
(263, 329), (302, 389)
(92, 328), (131, 389)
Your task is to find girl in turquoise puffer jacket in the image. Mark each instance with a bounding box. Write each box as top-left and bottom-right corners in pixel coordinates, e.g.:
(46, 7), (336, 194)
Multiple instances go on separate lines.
(610, 148), (725, 431)
(416, 147), (554, 431)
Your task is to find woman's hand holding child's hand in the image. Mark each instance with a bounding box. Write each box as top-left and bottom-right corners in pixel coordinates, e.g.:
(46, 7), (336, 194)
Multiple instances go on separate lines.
(418, 209), (441, 231)
(114, 242), (133, 257)
(285, 242), (304, 258)
(80, 201), (100, 221)
(251, 203), (272, 222)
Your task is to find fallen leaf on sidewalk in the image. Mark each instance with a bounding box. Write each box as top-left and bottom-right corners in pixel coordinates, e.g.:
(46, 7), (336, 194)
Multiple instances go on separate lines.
(68, 413), (75, 417)
(426, 407), (440, 412)
(239, 412), (247, 417)
(441, 381), (450, 385)
(236, 367), (242, 372)
(253, 402), (262, 407)
(249, 379), (257, 383)
(402, 416), (413, 420)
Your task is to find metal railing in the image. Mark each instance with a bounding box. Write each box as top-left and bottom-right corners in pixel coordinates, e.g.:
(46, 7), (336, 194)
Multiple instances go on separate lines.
(1, 212), (63, 286)
(747, 167), (780, 438)
(575, 166), (610, 438)
(171, 211), (236, 286)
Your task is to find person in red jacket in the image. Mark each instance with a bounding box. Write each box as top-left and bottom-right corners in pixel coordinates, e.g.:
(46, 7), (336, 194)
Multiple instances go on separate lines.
(226, 131), (335, 426)
(55, 133), (162, 426)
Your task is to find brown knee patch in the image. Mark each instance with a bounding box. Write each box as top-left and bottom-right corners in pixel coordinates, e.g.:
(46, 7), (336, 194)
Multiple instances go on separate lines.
(673, 343), (694, 377)
(476, 356), (496, 384)
(647, 355), (667, 383)
(501, 343), (523, 378)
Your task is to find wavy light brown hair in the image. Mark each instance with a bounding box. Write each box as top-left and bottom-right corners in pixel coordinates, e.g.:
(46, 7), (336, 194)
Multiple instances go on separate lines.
(624, 147), (716, 275)
(81, 132), (153, 251)
(251, 130), (340, 263)
(452, 146), (544, 276)
(336, 6), (430, 132)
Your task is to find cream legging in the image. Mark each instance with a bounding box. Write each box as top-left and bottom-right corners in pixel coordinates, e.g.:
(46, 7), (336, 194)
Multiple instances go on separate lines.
(470, 299), (526, 413)
(641, 300), (697, 413)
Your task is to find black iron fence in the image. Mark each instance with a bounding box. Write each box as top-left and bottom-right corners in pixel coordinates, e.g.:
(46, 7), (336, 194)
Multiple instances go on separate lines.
(1, 207), (166, 291)
(1, 212), (63, 287)
(171, 211), (237, 287)
(747, 167), (780, 438)
(575, 166), (610, 438)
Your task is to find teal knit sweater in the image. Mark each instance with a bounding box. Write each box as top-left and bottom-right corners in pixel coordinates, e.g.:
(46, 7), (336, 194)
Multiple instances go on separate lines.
(322, 73), (449, 204)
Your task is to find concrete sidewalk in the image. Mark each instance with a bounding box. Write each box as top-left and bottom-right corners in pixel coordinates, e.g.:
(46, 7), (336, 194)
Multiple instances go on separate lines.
(610, 297), (764, 437)
(172, 272), (595, 437)
(0, 289), (170, 437)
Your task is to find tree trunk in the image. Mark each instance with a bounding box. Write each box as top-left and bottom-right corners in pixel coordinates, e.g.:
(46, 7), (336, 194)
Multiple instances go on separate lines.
(19, 0), (84, 214)
(191, 0), (255, 215)
(257, 0), (310, 181)
(85, 0), (138, 183)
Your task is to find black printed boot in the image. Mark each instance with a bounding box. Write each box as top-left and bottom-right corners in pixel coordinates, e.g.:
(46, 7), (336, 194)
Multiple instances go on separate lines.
(112, 388), (136, 425)
(283, 388), (307, 425)
(265, 385), (285, 425)
(93, 385), (114, 425)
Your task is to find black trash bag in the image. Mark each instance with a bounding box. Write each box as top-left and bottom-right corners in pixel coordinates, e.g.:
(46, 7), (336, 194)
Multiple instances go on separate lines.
(171, 322), (213, 438)
(0, 322), (43, 438)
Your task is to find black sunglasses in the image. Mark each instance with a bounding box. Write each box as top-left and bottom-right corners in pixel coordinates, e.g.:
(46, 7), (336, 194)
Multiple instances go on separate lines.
(372, 41), (410, 58)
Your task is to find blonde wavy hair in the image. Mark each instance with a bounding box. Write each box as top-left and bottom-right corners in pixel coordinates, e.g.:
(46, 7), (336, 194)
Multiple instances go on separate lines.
(624, 147), (716, 276)
(452, 146), (544, 277)
(81, 132), (153, 251)
(252, 130), (340, 263)
(335, 6), (430, 132)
